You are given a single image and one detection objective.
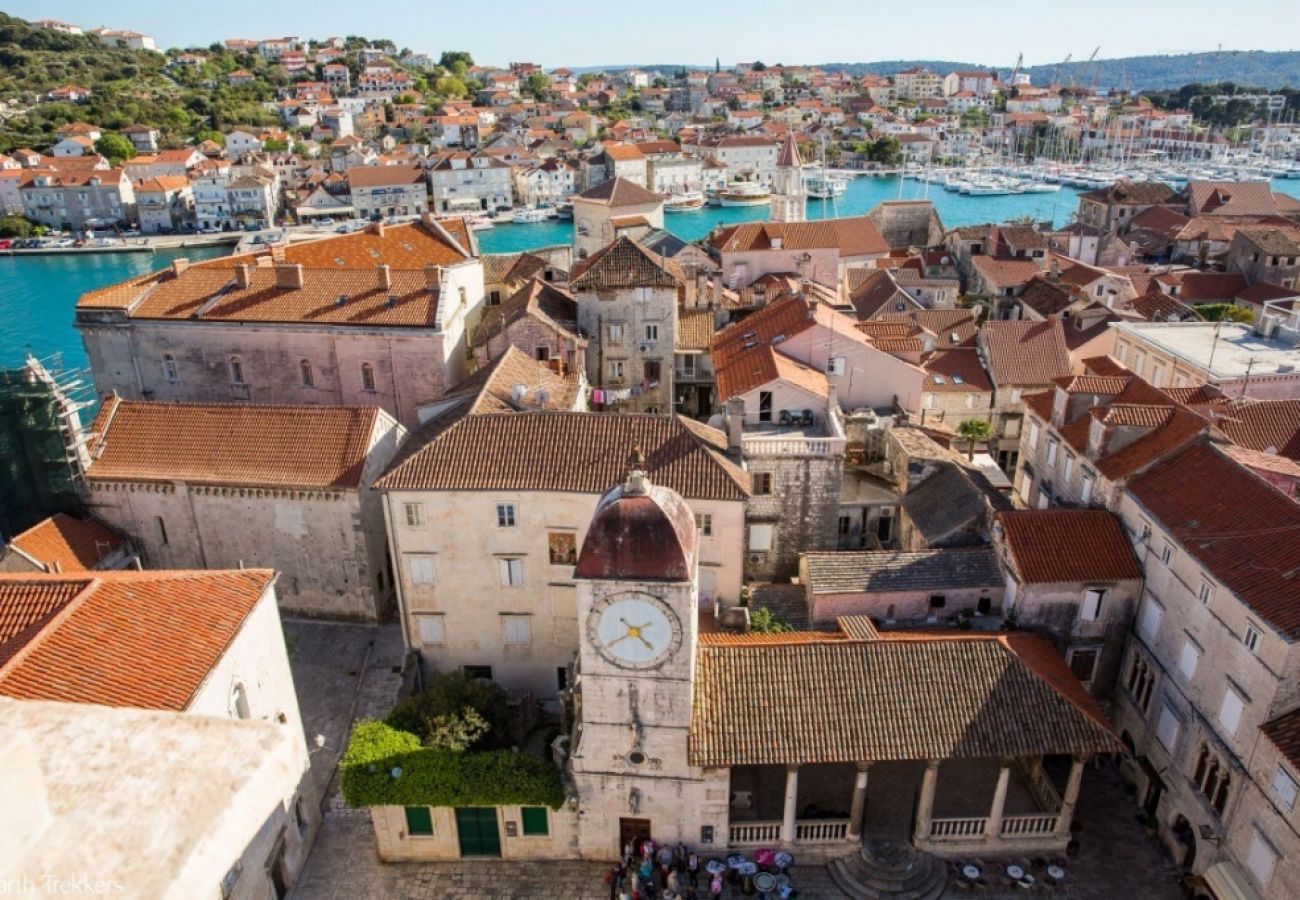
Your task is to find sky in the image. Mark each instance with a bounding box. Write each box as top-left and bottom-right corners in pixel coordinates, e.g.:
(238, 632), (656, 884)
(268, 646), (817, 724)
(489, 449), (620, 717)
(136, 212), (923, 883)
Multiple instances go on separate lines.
(9, 0), (1299, 68)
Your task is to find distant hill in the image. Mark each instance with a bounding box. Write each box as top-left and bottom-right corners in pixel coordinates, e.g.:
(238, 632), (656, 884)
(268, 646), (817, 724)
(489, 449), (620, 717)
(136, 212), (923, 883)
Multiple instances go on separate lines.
(583, 51), (1300, 91)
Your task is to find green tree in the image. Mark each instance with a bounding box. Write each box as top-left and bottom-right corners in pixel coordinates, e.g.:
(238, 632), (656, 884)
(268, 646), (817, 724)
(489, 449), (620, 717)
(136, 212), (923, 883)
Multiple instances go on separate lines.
(1193, 303), (1253, 323)
(439, 50), (474, 70)
(433, 75), (468, 99)
(522, 72), (551, 100)
(866, 136), (902, 165)
(957, 419), (992, 461)
(749, 607), (792, 634)
(386, 671), (511, 752)
(195, 129), (225, 146)
(93, 133), (136, 163)
(0, 216), (37, 237)
(263, 138), (288, 152)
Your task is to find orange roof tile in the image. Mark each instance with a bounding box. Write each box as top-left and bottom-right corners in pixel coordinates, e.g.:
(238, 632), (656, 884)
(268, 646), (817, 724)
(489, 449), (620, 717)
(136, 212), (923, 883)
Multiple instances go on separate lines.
(1000, 509), (1143, 584)
(708, 215), (890, 258)
(981, 320), (1071, 386)
(0, 570), (273, 710)
(86, 399), (383, 490)
(5, 514), (125, 573)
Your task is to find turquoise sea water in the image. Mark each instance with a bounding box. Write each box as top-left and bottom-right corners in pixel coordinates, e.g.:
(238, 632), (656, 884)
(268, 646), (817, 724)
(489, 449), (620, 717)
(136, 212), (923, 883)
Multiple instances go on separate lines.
(3, 175), (1297, 373)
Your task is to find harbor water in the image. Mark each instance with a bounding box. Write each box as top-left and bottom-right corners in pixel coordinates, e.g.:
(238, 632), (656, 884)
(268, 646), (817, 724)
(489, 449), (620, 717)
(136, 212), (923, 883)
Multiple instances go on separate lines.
(3, 175), (1297, 376)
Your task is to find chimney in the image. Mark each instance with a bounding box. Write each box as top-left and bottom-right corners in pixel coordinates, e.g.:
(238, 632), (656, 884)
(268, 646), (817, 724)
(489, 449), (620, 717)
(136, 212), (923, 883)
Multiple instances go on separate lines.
(1049, 258), (1060, 280)
(424, 264), (442, 292)
(420, 211), (435, 229)
(170, 257), (190, 276)
(275, 263), (304, 290)
(235, 264), (252, 288)
(377, 264), (391, 290)
(372, 220), (385, 238)
(725, 396), (745, 454)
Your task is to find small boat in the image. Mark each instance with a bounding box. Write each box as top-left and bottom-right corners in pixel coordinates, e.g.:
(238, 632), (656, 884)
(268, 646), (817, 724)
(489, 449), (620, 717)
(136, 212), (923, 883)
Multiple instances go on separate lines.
(806, 173), (848, 199)
(554, 201), (574, 219)
(1020, 182), (1061, 193)
(663, 191), (706, 211)
(511, 207), (549, 224)
(466, 215), (495, 231)
(717, 183), (771, 207)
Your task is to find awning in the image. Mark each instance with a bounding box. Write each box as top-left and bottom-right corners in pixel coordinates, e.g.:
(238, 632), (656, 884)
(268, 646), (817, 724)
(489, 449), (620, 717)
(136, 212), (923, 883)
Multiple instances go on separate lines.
(1202, 862), (1264, 900)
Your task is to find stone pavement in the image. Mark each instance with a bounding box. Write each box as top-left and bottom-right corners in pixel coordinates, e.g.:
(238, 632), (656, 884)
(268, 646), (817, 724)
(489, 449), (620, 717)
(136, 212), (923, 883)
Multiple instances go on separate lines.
(284, 619), (407, 805)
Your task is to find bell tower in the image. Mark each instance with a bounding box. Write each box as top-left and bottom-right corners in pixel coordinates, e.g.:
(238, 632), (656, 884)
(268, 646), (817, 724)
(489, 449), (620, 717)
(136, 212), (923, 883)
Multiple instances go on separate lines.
(569, 456), (723, 858)
(770, 133), (806, 223)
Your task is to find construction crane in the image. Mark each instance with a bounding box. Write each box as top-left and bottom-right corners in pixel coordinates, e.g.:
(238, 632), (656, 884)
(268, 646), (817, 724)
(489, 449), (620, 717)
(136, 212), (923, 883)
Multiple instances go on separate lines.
(1052, 53), (1072, 87)
(1082, 46), (1101, 96)
(1009, 52), (1023, 87)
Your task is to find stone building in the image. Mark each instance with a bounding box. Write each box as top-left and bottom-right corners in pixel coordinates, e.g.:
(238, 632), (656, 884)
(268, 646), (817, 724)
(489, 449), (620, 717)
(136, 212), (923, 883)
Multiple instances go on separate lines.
(995, 508), (1145, 698)
(705, 216), (891, 291)
(471, 278), (585, 376)
(0, 513), (134, 573)
(1015, 372), (1210, 511)
(347, 164), (430, 218)
(75, 218), (485, 430)
(571, 236), (683, 415)
(1111, 320), (1300, 400)
(571, 177), (665, 260)
(19, 166), (135, 232)
(1113, 443), (1300, 898)
(769, 134), (805, 224)
(427, 151), (514, 214)
(374, 411), (749, 702)
(0, 568), (318, 897)
(80, 398), (405, 622)
(1226, 226), (1300, 288)
(978, 319), (1072, 473)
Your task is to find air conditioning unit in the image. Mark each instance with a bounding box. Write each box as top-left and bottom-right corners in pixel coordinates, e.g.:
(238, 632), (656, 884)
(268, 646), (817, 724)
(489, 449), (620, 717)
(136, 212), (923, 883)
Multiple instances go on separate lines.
(639, 343), (651, 352)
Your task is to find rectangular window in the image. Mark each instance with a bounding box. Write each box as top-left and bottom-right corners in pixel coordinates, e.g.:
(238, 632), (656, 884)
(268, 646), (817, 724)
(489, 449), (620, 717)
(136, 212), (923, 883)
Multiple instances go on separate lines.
(1068, 648), (1099, 683)
(520, 807), (549, 836)
(695, 513), (713, 536)
(1244, 623), (1261, 654)
(497, 503), (516, 527)
(1219, 686), (1245, 735)
(1155, 703), (1181, 751)
(1198, 579), (1213, 605)
(1272, 766), (1299, 810)
(1177, 638), (1200, 681)
(634, 287), (654, 302)
(749, 523), (774, 552)
(547, 531), (576, 566)
(1081, 474), (1094, 505)
(758, 390), (773, 423)
(607, 360), (625, 380)
(643, 323), (659, 343)
(499, 557), (524, 586)
(1080, 589), (1105, 622)
(1246, 831), (1278, 888)
(643, 360), (661, 381)
(753, 472), (772, 495)
(1026, 421), (1039, 450)
(607, 323), (624, 343)
(463, 665), (493, 680)
(502, 614), (531, 644)
(156, 516), (169, 545)
(1161, 542), (1174, 566)
(1062, 453), (1073, 480)
(1139, 596), (1163, 641)
(1046, 439), (1058, 466)
(408, 555), (437, 585)
(404, 806), (434, 836)
(415, 614), (445, 645)
(404, 502), (425, 528)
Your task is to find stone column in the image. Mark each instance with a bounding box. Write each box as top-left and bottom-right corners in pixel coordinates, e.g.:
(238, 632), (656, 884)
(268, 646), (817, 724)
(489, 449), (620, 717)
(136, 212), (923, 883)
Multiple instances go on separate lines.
(781, 765), (800, 845)
(912, 760), (940, 844)
(847, 762), (872, 841)
(1055, 755), (1088, 837)
(985, 759), (1013, 838)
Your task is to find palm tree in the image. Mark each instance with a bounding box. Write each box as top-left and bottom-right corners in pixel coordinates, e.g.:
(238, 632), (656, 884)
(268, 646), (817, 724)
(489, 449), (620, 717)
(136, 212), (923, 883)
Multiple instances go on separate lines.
(957, 418), (992, 461)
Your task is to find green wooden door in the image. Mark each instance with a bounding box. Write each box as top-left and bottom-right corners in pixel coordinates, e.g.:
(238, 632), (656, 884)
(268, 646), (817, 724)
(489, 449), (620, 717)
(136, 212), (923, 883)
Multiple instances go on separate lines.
(455, 807), (501, 857)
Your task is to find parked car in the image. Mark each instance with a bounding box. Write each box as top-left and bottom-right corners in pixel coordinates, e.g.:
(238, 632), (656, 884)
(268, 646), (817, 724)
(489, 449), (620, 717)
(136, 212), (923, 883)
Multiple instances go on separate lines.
(52, 238), (76, 248)
(316, 217), (335, 227)
(0, 239), (12, 250)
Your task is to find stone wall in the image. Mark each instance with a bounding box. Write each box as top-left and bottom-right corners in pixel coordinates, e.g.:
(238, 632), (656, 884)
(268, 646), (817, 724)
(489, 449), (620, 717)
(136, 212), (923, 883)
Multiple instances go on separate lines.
(575, 284), (678, 414)
(745, 453), (843, 582)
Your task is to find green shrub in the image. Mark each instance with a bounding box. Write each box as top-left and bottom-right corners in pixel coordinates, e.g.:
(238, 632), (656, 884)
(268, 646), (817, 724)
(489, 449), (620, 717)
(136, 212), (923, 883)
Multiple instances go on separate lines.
(386, 670), (511, 751)
(750, 606), (793, 634)
(340, 720), (565, 809)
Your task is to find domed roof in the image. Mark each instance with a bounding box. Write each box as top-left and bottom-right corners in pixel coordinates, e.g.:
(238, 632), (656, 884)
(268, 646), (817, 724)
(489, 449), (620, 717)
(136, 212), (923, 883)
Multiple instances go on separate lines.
(575, 469), (697, 582)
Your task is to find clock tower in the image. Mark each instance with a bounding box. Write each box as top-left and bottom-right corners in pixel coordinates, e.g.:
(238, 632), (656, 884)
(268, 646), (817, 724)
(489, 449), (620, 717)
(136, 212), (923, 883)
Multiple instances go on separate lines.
(569, 457), (725, 857)
(770, 132), (806, 223)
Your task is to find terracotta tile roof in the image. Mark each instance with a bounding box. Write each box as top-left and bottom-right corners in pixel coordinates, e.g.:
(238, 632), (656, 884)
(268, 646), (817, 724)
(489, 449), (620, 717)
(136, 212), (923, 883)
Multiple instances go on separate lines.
(5, 515), (125, 574)
(1130, 289), (1200, 323)
(1097, 404), (1175, 428)
(1095, 407), (1208, 480)
(1081, 355), (1130, 376)
(0, 578), (88, 665)
(1212, 398), (1300, 460)
(847, 269), (912, 318)
(999, 509), (1142, 584)
(1234, 226), (1300, 257)
(471, 278), (578, 347)
(574, 176), (662, 208)
(1080, 181), (1177, 206)
(981, 319), (1071, 386)
(1019, 277), (1086, 317)
(700, 630), (844, 646)
(1235, 282), (1300, 305)
(870, 337), (926, 352)
(1127, 443), (1300, 637)
(437, 346), (582, 414)
(1129, 204), (1190, 237)
(1166, 272), (1248, 303)
(888, 309), (980, 348)
(375, 412), (750, 500)
(921, 349), (992, 393)
(713, 295), (871, 368)
(86, 398), (383, 490)
(1188, 181), (1280, 218)
(707, 216), (890, 258)
(804, 547), (1002, 594)
(971, 255), (1041, 289)
(676, 307), (716, 352)
(124, 264), (444, 327)
(689, 631), (1120, 766)
(570, 235), (682, 288)
(715, 344), (830, 401)
(1262, 708), (1300, 772)
(345, 164), (427, 188)
(0, 570), (274, 711)
(1222, 444), (1300, 481)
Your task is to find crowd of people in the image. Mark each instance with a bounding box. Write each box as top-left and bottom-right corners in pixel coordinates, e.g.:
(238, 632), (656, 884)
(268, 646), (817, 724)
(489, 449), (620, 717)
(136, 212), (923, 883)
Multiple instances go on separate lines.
(604, 837), (795, 900)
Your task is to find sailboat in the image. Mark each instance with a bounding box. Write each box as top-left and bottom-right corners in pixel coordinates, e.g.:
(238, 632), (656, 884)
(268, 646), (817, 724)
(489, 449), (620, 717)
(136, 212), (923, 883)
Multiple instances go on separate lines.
(806, 134), (848, 200)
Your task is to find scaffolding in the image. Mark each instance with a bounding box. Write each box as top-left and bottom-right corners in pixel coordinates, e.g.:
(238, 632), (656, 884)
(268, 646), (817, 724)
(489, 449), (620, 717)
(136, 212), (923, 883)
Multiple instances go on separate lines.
(0, 352), (96, 540)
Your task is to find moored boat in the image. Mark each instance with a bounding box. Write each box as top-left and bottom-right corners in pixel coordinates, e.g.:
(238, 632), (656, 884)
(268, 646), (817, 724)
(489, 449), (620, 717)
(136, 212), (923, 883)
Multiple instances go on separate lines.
(717, 183), (771, 207)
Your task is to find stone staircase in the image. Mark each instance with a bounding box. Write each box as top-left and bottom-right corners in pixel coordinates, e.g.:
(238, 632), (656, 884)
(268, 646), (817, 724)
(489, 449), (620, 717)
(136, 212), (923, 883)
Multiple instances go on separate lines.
(827, 837), (948, 900)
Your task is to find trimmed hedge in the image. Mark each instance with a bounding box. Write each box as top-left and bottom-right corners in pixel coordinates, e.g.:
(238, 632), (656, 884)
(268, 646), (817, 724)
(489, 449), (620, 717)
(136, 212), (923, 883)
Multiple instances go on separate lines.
(340, 720), (565, 809)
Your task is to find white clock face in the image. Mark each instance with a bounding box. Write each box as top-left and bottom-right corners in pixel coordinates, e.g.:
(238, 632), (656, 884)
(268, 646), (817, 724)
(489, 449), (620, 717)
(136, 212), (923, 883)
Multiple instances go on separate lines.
(588, 594), (682, 670)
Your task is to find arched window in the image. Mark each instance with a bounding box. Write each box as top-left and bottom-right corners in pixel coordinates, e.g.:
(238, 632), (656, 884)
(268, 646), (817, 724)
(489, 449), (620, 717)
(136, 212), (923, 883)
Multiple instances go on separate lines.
(360, 362), (376, 392)
(162, 354), (178, 383)
(228, 356), (245, 385)
(231, 683), (250, 720)
(300, 359), (314, 388)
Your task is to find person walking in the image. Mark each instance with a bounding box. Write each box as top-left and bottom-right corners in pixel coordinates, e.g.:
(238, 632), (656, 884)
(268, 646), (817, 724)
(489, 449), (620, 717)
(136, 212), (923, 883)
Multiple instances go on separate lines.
(687, 851), (700, 888)
(709, 872), (724, 899)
